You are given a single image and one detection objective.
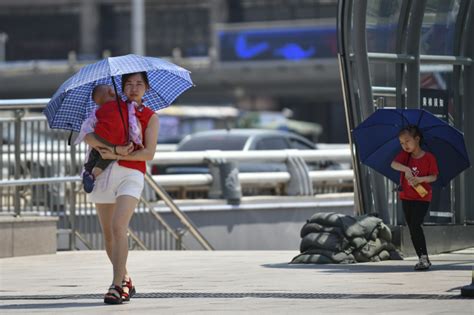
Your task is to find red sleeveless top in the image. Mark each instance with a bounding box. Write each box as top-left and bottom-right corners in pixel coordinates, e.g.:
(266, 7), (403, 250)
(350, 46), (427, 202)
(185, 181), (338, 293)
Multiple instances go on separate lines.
(118, 105), (155, 174)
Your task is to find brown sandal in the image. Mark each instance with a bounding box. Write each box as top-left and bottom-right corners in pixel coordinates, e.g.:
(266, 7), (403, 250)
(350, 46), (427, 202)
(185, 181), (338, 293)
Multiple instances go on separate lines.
(104, 284), (124, 305)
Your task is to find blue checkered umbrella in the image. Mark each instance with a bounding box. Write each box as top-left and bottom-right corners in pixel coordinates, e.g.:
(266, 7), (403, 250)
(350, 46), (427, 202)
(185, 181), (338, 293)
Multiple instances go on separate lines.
(44, 54), (194, 132)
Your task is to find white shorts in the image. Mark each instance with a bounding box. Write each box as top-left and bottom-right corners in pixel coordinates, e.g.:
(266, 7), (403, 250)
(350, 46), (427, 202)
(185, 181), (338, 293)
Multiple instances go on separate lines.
(88, 162), (144, 204)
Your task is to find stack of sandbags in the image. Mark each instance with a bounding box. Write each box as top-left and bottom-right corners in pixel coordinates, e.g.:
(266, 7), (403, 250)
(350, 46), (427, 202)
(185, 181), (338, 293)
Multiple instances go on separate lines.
(291, 212), (402, 264)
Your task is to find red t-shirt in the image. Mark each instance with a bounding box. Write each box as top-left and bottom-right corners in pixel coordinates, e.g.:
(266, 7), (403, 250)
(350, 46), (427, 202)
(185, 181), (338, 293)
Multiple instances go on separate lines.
(94, 100), (129, 146)
(118, 105), (155, 174)
(393, 150), (439, 201)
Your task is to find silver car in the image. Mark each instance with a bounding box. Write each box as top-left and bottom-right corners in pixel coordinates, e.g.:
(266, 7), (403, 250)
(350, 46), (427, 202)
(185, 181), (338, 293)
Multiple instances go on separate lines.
(156, 129), (340, 174)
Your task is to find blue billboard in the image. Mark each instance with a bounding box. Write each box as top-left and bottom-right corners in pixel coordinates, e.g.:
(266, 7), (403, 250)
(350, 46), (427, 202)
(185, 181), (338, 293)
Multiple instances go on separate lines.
(218, 26), (337, 62)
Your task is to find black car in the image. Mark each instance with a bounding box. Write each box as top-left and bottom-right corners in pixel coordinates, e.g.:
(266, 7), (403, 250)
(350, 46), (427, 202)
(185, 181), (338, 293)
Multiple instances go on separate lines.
(155, 129), (339, 174)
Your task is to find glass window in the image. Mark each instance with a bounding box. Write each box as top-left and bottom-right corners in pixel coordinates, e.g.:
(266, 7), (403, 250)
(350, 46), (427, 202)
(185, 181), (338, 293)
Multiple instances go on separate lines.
(290, 138), (314, 150)
(0, 6), (80, 60)
(232, 0), (337, 23)
(255, 137), (290, 150)
(178, 135), (248, 151)
(366, 0), (403, 53)
(369, 62), (398, 87)
(419, 65), (454, 122)
(420, 0), (461, 55)
(146, 4), (210, 57)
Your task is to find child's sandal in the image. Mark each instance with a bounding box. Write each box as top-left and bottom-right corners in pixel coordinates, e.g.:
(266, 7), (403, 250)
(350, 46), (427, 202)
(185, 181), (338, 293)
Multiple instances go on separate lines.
(122, 278), (136, 301)
(104, 284), (124, 305)
(82, 171), (95, 193)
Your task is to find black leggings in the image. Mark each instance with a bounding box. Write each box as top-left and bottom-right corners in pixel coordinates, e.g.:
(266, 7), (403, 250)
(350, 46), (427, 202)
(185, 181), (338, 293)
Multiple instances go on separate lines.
(402, 200), (430, 257)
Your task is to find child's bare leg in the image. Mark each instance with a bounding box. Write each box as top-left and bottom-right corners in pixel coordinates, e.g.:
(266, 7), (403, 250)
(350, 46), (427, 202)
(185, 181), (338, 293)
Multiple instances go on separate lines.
(91, 167), (103, 178)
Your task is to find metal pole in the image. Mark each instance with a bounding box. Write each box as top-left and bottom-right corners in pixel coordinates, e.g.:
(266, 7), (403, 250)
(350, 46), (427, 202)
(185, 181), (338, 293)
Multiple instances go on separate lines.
(13, 109), (24, 216)
(209, 0), (227, 65)
(453, 0), (471, 224)
(337, 0), (365, 215)
(145, 173), (214, 250)
(405, 0), (427, 108)
(393, 0), (412, 225)
(69, 143), (77, 250)
(352, 0), (389, 220)
(395, 0), (411, 110)
(0, 32), (8, 62)
(79, 0), (99, 59)
(351, 0), (375, 217)
(131, 0), (146, 55)
(463, 3), (474, 223)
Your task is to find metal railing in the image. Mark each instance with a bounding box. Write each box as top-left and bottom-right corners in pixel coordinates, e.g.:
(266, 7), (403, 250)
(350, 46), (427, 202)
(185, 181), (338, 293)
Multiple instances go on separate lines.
(0, 105), (202, 250)
(151, 149), (351, 164)
(0, 99), (354, 251)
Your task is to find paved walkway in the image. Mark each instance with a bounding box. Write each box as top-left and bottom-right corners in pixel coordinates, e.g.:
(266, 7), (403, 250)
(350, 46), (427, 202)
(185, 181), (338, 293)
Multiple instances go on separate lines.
(0, 249), (473, 314)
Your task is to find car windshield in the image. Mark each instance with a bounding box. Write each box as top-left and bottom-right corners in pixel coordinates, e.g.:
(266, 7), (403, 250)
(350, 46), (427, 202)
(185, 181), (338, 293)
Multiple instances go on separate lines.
(178, 134), (249, 151)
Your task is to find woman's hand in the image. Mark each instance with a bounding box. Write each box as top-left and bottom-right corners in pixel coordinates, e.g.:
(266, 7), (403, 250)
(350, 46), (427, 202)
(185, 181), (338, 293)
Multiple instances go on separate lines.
(113, 114), (159, 162)
(97, 147), (117, 160)
(115, 142), (134, 156)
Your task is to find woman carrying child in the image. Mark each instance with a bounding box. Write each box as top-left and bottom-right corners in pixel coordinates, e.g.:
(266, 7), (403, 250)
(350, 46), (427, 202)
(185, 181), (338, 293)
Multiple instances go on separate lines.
(84, 72), (159, 304)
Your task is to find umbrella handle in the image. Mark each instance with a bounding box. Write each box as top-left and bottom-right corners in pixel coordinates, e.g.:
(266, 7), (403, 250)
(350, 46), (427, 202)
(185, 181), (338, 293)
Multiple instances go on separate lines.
(111, 76), (129, 144)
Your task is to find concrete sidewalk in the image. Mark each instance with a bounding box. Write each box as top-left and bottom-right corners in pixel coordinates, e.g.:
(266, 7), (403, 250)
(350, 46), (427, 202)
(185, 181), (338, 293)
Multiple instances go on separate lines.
(0, 249), (473, 314)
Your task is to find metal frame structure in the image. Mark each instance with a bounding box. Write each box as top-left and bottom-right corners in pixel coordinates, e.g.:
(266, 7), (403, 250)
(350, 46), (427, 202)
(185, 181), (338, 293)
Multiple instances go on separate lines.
(338, 0), (474, 225)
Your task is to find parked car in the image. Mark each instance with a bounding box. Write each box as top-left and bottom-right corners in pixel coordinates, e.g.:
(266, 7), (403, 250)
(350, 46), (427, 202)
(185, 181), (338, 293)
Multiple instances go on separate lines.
(153, 129), (341, 175)
(157, 105), (239, 144)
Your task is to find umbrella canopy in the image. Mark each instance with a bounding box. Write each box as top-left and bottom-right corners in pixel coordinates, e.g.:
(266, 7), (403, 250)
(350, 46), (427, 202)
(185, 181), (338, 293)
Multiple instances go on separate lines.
(44, 54), (193, 132)
(352, 108), (470, 187)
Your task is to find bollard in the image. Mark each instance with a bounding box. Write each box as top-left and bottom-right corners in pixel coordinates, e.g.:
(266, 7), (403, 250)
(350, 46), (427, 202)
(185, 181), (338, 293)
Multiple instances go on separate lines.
(220, 161), (241, 205)
(286, 155), (313, 196)
(460, 266), (474, 297)
(207, 159), (223, 199)
(206, 158), (241, 204)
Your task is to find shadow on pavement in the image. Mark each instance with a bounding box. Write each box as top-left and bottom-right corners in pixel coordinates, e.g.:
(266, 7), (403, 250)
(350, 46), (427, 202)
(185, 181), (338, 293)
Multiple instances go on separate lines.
(261, 262), (473, 273)
(0, 302), (104, 310)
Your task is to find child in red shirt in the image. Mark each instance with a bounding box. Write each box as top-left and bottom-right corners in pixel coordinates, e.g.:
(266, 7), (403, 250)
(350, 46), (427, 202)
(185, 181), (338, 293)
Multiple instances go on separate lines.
(391, 125), (438, 271)
(75, 85), (143, 192)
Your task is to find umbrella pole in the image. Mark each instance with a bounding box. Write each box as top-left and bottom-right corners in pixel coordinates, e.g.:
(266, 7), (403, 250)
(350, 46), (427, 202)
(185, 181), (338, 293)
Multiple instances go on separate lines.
(111, 76), (129, 144)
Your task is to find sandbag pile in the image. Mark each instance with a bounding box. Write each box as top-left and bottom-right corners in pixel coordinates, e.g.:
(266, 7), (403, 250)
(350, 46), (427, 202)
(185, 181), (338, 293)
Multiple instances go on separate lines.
(291, 212), (402, 264)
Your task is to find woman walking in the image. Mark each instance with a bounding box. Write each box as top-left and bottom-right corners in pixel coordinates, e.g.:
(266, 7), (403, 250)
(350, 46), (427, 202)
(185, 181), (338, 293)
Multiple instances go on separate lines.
(84, 72), (159, 304)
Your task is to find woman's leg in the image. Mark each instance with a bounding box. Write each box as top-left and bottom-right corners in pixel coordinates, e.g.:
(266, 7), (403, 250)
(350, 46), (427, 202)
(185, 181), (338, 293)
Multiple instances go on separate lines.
(110, 195), (139, 287)
(96, 203), (115, 262)
(96, 203), (129, 278)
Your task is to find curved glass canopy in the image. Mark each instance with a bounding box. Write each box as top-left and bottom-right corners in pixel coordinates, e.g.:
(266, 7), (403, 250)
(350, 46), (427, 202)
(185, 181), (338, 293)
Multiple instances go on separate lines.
(337, 0), (474, 225)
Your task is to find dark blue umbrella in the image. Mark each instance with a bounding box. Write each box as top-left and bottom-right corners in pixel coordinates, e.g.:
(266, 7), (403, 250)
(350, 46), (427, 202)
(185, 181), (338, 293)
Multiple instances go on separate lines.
(44, 54), (193, 132)
(352, 108), (470, 187)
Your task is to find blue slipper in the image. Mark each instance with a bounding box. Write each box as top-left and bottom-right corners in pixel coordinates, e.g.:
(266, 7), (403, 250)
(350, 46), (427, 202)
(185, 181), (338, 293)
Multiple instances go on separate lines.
(82, 171), (95, 193)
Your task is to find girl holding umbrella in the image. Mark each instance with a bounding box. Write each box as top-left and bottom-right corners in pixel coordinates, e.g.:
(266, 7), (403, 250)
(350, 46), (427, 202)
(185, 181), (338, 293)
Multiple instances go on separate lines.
(352, 108), (469, 271)
(391, 125), (438, 271)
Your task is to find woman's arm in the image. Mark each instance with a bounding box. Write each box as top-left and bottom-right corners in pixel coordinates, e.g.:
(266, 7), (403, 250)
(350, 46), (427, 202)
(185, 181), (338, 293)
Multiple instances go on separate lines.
(84, 133), (133, 156)
(98, 114), (159, 161)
